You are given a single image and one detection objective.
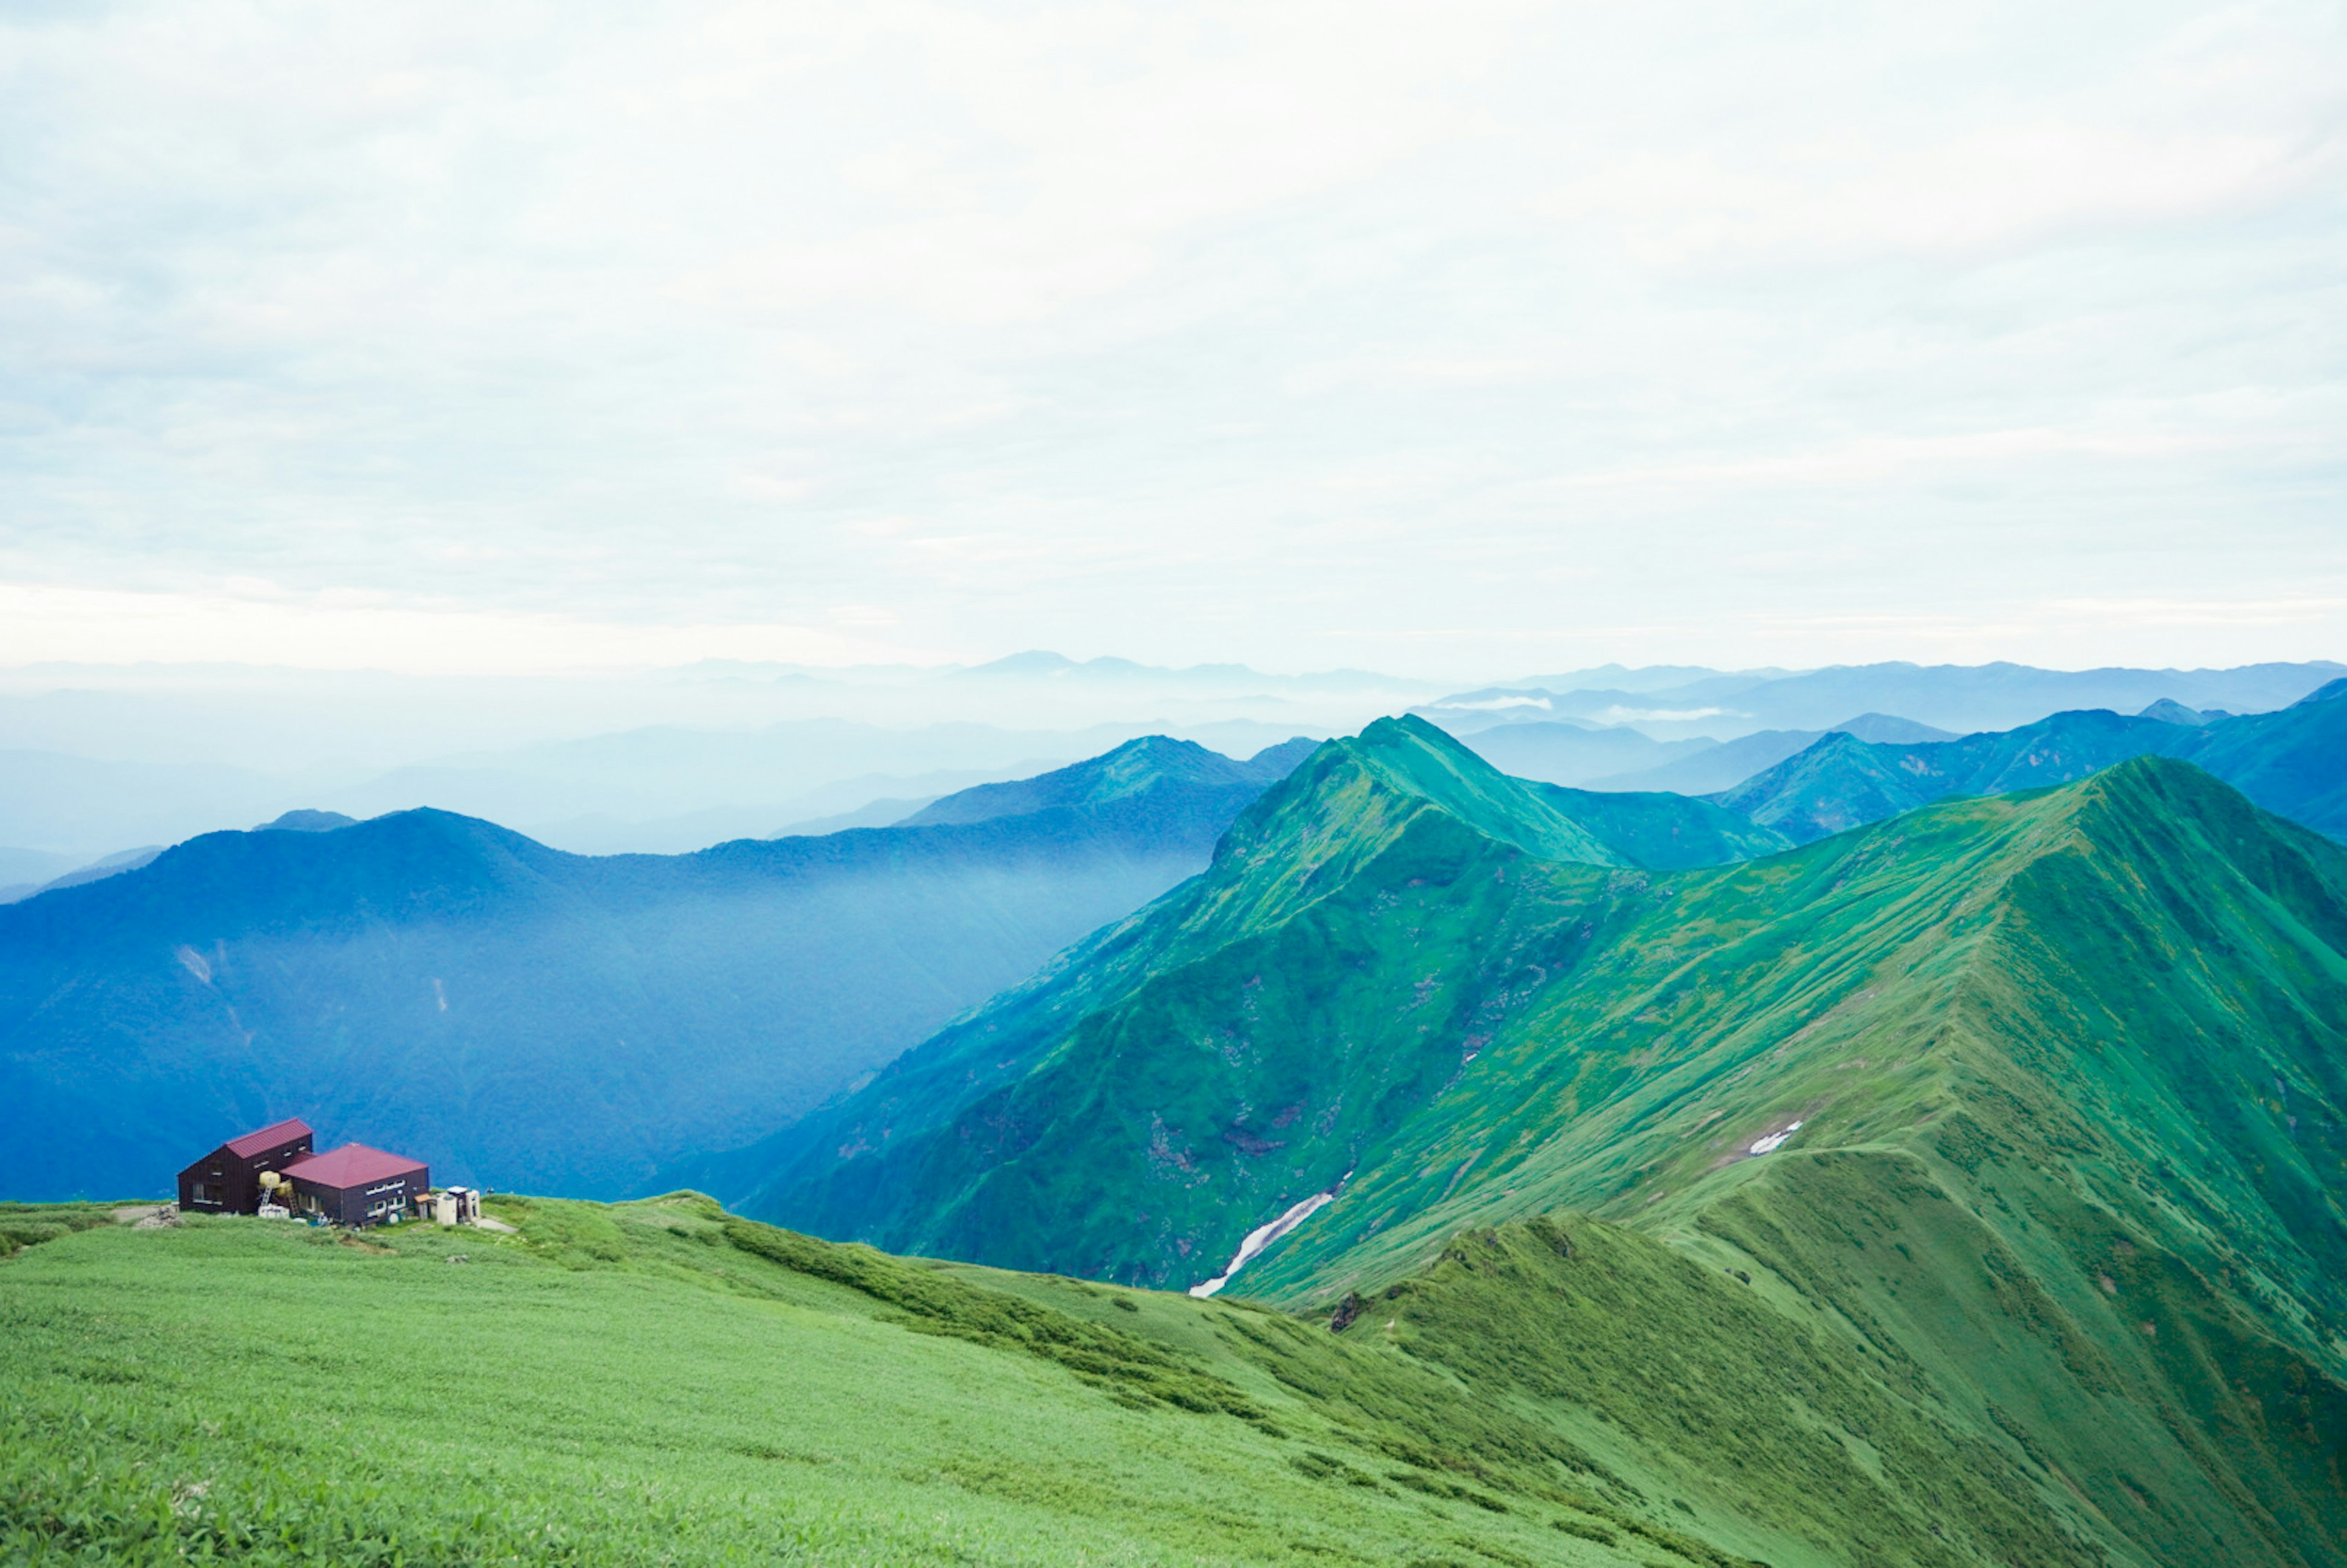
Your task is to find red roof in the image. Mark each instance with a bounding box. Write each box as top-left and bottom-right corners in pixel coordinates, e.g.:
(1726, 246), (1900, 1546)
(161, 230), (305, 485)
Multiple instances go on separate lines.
(281, 1143), (426, 1189)
(224, 1118), (313, 1159)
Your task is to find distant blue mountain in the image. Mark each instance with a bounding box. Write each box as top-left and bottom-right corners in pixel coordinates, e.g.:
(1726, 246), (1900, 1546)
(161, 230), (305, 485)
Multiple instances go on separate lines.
(1461, 713), (1960, 793)
(1714, 684), (2347, 845)
(0, 736), (1309, 1201)
(902, 735), (1317, 826)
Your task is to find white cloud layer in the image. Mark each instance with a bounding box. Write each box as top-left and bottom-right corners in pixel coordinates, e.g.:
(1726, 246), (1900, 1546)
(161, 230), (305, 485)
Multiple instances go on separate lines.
(2, 0), (2342, 675)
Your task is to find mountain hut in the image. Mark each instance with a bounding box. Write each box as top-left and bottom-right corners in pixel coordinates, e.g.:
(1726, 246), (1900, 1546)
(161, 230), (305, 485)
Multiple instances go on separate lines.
(176, 1118), (314, 1215)
(279, 1144), (430, 1226)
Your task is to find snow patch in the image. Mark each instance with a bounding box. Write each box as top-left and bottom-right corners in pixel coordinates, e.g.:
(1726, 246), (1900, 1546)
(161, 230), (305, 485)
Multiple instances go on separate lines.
(1190, 1176), (1349, 1298)
(1748, 1120), (1804, 1156)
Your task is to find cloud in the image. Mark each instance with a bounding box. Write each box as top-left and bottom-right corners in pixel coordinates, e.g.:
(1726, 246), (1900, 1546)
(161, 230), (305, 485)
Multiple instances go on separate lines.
(0, 582), (940, 674)
(0, 0), (2341, 675)
(1434, 695), (1552, 712)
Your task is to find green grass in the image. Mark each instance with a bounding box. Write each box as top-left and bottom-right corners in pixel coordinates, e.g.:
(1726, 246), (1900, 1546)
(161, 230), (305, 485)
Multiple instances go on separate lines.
(0, 1201), (126, 1258)
(0, 1199), (1697, 1567)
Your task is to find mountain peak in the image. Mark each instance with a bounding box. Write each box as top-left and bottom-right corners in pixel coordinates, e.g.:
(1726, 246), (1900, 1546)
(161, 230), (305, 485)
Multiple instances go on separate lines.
(252, 808), (358, 833)
(2052, 750), (2288, 841)
(1303, 713), (1624, 866)
(958, 650), (1081, 677)
(2137, 697), (2211, 726)
(1831, 712), (1955, 744)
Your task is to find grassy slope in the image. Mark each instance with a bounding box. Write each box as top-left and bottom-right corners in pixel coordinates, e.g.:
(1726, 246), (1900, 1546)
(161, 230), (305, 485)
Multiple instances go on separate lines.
(751, 731), (2347, 1567)
(4, 1198), (1787, 1568)
(1210, 763), (2347, 1566)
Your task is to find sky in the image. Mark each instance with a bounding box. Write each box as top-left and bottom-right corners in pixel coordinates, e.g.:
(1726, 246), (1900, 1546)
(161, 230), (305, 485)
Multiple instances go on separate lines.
(3, 0), (2343, 680)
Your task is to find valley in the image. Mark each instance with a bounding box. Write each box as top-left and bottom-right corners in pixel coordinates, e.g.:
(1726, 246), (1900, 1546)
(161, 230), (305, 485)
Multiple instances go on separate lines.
(0, 737), (1309, 1197)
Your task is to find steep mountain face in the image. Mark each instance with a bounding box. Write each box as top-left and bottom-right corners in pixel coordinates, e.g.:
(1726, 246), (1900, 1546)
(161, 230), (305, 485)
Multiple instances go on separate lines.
(737, 719), (1787, 1234)
(749, 719), (2347, 1567)
(1716, 688), (2347, 844)
(0, 737), (1308, 1200)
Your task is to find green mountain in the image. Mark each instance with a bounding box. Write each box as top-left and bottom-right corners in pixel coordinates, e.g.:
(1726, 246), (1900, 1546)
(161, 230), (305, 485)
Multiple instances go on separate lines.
(0, 736), (1306, 1200)
(744, 716), (2347, 1566)
(1713, 683), (2347, 844)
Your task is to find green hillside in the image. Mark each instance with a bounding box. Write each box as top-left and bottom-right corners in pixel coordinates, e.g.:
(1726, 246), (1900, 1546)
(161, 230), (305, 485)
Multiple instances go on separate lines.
(1, 1197), (1815, 1567)
(745, 718), (2347, 1567)
(0, 1194), (2216, 1568)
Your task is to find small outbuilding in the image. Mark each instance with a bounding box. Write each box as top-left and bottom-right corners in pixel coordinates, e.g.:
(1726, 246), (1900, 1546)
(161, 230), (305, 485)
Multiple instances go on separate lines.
(430, 1186), (481, 1226)
(281, 1144), (430, 1227)
(177, 1118), (315, 1215)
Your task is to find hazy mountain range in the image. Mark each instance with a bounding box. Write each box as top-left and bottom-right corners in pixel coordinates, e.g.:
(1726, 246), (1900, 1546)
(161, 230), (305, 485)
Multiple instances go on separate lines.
(5, 657), (2335, 867)
(1456, 711), (1959, 793)
(1716, 677), (2347, 844)
(0, 737), (1310, 1197)
(1421, 658), (2345, 740)
(0, 652), (1428, 863)
(0, 718), (1312, 869)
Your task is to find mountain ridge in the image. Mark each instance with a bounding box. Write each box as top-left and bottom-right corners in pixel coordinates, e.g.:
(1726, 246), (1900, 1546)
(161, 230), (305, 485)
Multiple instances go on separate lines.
(1714, 692), (2347, 844)
(740, 724), (2347, 1567)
